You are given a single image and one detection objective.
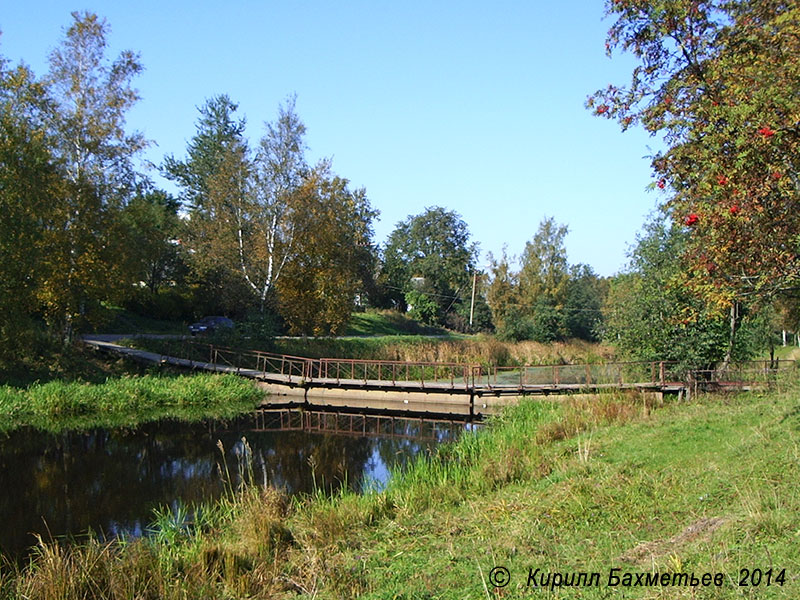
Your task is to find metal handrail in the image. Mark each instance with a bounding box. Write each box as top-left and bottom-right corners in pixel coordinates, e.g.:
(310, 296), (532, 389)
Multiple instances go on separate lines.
(150, 341), (796, 390)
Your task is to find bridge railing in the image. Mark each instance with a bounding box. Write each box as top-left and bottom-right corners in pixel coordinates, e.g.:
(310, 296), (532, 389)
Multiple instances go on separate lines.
(314, 358), (474, 388)
(179, 341), (475, 387)
(175, 341), (312, 382)
(689, 359), (796, 385)
(474, 361), (683, 389)
(149, 339), (795, 391)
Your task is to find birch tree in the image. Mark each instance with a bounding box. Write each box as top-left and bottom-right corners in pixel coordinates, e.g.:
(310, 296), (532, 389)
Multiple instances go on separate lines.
(170, 96), (309, 312)
(245, 96), (308, 309)
(42, 11), (145, 338)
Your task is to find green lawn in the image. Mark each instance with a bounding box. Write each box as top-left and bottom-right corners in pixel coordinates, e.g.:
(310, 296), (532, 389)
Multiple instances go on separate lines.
(343, 310), (447, 337)
(320, 388), (799, 598)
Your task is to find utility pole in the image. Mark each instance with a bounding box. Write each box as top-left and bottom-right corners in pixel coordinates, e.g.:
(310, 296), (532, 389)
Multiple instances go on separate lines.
(469, 271), (478, 327)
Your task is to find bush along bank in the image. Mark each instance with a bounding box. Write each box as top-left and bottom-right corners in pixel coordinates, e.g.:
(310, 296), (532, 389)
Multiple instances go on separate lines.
(2, 385), (799, 598)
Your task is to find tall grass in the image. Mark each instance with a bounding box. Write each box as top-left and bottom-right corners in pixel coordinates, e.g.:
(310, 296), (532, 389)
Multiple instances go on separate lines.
(130, 334), (613, 368)
(0, 374), (264, 433)
(276, 335), (614, 366)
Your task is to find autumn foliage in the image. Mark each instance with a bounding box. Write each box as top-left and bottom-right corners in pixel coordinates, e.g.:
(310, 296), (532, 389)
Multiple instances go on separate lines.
(590, 0), (800, 310)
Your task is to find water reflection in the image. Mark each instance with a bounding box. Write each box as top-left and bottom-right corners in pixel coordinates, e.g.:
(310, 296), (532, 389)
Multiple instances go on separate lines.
(0, 410), (470, 558)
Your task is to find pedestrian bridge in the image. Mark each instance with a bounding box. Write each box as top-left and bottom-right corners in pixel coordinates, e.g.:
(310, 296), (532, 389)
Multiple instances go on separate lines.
(83, 337), (793, 419)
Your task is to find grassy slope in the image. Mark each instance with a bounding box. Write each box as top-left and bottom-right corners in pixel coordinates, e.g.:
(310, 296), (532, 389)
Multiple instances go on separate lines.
(343, 310), (447, 337)
(5, 382), (798, 598)
(343, 391), (799, 599)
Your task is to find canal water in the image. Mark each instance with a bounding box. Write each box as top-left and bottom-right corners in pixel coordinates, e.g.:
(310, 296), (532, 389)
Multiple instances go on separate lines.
(0, 409), (471, 559)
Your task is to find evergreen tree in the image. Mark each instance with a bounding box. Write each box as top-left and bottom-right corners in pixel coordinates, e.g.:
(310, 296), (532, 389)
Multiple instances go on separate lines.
(163, 94), (246, 212)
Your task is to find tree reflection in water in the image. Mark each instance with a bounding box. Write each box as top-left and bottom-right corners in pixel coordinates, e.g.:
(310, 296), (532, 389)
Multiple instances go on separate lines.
(0, 411), (468, 558)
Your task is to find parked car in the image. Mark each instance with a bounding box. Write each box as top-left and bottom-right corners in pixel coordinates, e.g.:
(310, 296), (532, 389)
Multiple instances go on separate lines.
(189, 316), (234, 336)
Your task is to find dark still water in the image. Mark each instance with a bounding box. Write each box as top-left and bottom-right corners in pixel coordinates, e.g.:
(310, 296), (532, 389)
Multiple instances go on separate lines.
(0, 409), (470, 558)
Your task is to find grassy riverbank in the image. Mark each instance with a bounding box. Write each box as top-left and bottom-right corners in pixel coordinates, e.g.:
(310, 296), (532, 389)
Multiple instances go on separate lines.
(2, 380), (798, 598)
(0, 373), (264, 434)
(91, 306), (614, 366)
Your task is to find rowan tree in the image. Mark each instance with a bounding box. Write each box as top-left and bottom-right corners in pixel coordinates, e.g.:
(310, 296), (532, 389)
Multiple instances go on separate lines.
(589, 0), (800, 360)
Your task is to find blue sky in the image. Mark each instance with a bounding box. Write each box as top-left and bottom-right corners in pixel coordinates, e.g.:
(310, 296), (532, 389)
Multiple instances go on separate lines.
(2, 1), (665, 276)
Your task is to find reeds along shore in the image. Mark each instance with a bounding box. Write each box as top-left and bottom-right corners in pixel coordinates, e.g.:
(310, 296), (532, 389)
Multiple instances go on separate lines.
(276, 337), (615, 366)
(134, 334), (616, 368)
